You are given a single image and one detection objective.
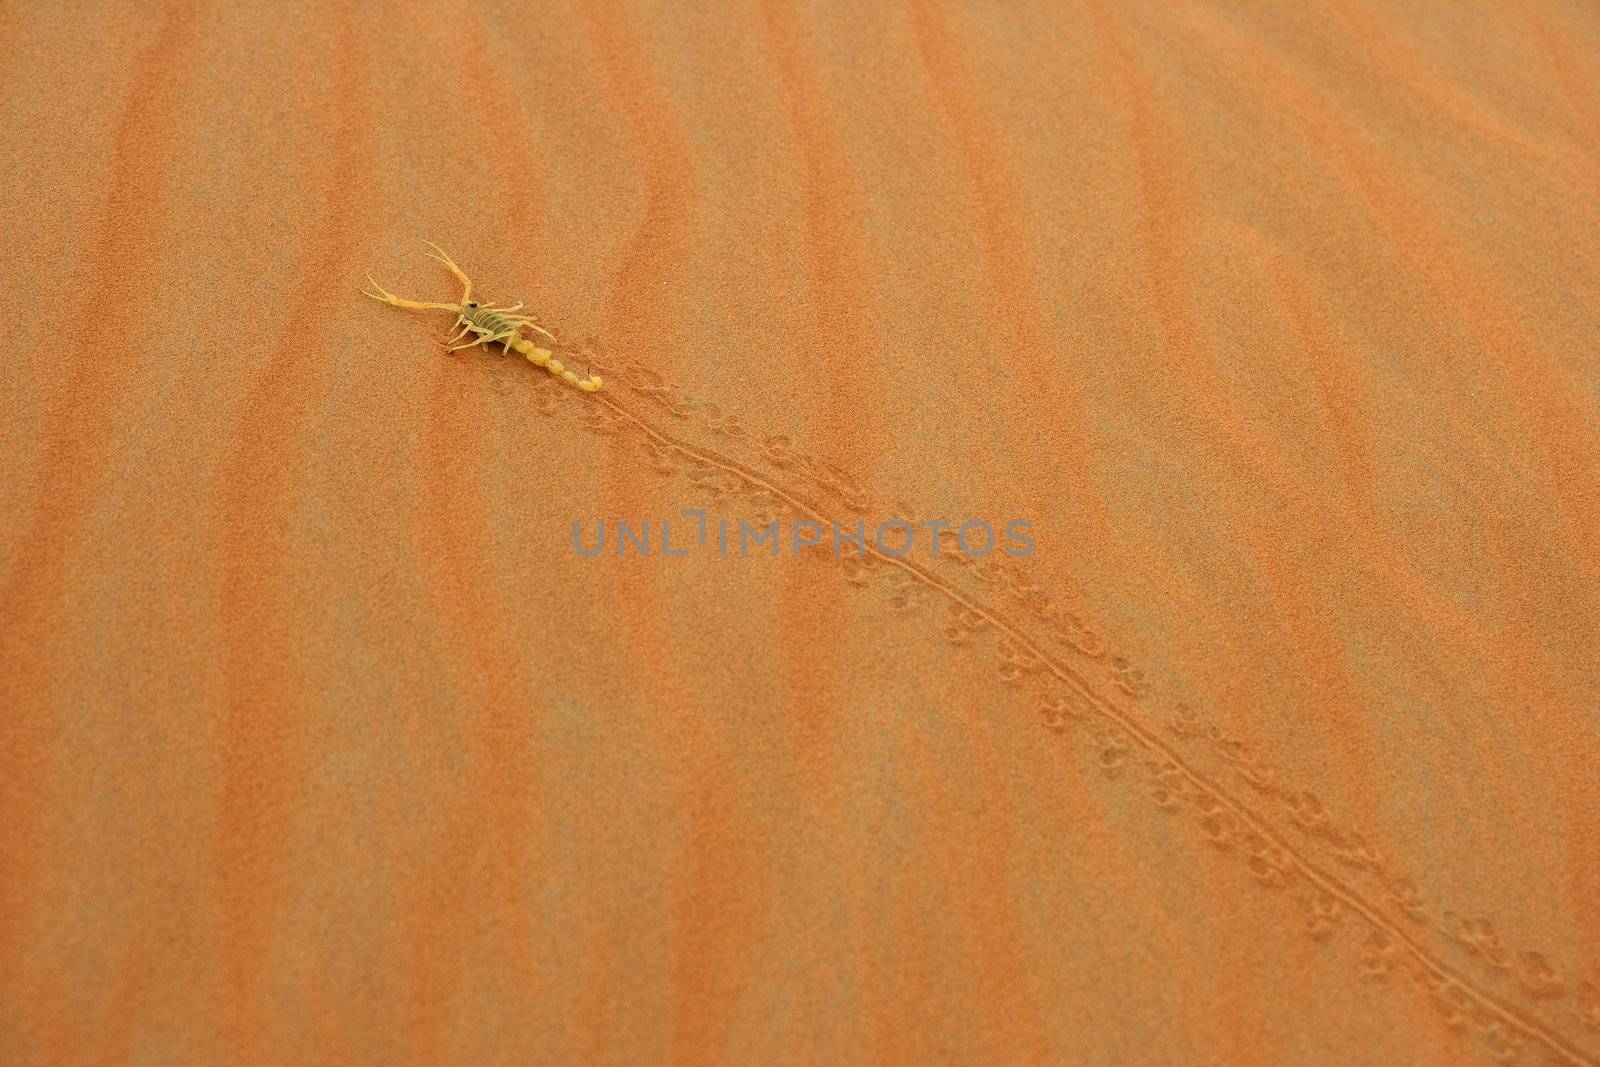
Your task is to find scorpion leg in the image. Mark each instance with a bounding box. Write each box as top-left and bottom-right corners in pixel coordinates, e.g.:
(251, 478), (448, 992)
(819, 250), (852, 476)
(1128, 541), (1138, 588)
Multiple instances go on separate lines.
(471, 302), (555, 342)
(516, 318), (558, 342)
(444, 328), (492, 352)
(441, 317), (474, 346)
(422, 241), (473, 304)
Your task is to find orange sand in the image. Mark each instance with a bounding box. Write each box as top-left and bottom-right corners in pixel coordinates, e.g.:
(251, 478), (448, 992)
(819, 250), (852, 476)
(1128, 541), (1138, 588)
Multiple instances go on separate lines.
(2, 2), (1598, 1064)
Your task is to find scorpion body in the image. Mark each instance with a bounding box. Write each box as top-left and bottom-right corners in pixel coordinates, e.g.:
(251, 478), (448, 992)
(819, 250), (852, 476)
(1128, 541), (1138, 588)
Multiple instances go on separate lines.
(462, 305), (521, 338)
(363, 243), (602, 393)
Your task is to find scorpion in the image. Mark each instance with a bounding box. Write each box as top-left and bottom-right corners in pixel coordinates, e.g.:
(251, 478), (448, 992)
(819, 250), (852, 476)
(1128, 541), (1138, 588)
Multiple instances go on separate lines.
(363, 243), (602, 393)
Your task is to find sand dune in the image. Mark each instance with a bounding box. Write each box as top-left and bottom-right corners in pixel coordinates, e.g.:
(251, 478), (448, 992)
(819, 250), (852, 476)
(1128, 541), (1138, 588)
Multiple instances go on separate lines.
(2, 2), (1597, 1064)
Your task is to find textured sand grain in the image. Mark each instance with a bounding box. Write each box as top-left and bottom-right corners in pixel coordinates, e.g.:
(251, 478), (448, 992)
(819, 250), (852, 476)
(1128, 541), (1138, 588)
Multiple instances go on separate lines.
(2, 2), (1598, 1065)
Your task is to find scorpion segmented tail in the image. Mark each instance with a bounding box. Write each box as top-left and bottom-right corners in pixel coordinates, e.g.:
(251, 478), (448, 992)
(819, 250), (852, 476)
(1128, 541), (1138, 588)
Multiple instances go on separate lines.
(511, 336), (603, 393)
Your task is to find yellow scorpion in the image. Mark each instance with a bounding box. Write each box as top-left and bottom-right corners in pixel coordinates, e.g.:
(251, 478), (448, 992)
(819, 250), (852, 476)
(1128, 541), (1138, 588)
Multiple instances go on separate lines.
(363, 243), (602, 393)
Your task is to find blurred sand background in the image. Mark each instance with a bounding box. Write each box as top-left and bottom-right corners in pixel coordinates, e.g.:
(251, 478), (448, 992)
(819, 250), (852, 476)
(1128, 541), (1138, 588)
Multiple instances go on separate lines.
(1, 1), (1598, 1064)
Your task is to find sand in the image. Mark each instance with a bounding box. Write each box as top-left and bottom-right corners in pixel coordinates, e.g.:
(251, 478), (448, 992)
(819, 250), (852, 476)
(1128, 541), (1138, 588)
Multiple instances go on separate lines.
(2, 2), (1598, 1064)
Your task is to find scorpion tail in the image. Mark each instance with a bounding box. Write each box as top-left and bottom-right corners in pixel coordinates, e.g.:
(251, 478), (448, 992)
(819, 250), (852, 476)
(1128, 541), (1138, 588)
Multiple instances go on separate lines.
(511, 337), (603, 392)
